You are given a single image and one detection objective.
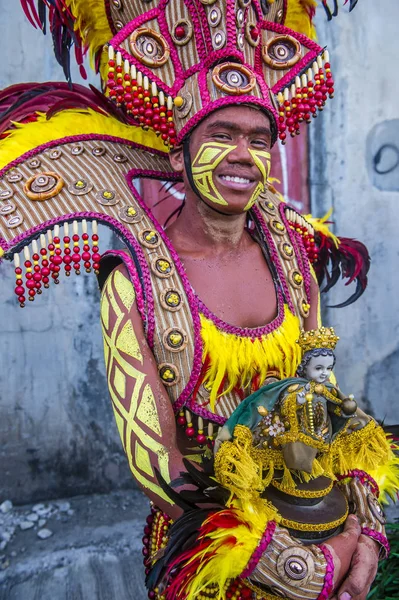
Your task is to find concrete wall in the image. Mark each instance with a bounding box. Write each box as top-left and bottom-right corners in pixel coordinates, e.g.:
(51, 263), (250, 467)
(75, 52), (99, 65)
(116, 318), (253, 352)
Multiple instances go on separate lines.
(0, 1), (397, 504)
(0, 4), (134, 504)
(309, 1), (399, 424)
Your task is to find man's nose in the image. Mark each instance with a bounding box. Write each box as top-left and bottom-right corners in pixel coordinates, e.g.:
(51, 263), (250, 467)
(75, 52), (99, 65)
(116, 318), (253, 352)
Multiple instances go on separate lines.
(226, 138), (254, 163)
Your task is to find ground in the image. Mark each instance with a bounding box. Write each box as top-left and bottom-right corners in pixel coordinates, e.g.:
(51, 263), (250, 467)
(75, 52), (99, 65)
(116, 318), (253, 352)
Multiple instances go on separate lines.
(0, 490), (149, 600)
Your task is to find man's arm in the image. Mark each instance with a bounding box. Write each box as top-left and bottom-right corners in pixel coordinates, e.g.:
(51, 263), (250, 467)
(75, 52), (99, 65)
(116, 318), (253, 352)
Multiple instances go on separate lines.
(100, 263), (186, 519)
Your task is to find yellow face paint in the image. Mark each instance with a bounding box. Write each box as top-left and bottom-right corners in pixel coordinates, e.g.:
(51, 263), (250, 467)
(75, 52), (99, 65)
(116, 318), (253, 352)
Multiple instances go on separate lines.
(191, 142), (237, 206)
(243, 148), (271, 211)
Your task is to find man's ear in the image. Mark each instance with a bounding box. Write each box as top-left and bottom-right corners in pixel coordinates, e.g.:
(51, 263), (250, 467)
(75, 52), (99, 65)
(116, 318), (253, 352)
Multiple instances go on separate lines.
(169, 145), (184, 173)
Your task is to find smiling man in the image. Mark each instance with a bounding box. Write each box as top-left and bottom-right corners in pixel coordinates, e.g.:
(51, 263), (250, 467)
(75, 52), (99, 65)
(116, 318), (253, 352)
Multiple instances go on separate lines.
(0, 1), (395, 600)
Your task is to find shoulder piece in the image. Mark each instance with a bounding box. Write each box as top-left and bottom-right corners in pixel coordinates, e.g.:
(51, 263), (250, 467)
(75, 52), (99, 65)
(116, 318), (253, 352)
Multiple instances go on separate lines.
(283, 206), (370, 308)
(254, 184), (312, 323)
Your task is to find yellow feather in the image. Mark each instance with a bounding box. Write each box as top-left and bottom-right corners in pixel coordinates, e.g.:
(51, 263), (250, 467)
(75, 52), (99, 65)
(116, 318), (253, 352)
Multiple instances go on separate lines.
(285, 0), (318, 40)
(303, 208), (340, 248)
(200, 305), (302, 410)
(65, 0), (112, 66)
(0, 109), (166, 170)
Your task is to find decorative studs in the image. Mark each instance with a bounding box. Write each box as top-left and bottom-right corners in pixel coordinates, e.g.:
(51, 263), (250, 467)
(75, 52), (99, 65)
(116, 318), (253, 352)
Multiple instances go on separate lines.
(6, 214), (24, 229)
(174, 91), (193, 119)
(115, 20), (124, 30)
(209, 7), (222, 27)
(138, 229), (161, 248)
(112, 0), (122, 7)
(245, 21), (260, 47)
(277, 547), (314, 586)
(160, 288), (182, 311)
(151, 256), (175, 278)
(113, 153), (128, 163)
(71, 144), (85, 156)
(96, 189), (119, 206)
(212, 62), (256, 95)
(259, 198), (276, 214)
(0, 189), (13, 200)
(49, 149), (62, 160)
(68, 179), (94, 196)
(213, 30), (226, 50)
(237, 33), (245, 49)
(269, 219), (286, 235)
(92, 146), (106, 157)
(236, 9), (244, 27)
(300, 299), (311, 318)
(6, 171), (22, 183)
(289, 270), (304, 287)
(280, 242), (294, 260)
(158, 363), (180, 386)
(276, 8), (284, 22)
(130, 28), (170, 67)
(24, 172), (64, 201)
(263, 35), (302, 70)
(119, 205), (143, 224)
(172, 19), (193, 46)
(367, 494), (386, 524)
(28, 158), (41, 169)
(0, 201), (17, 216)
(163, 327), (188, 352)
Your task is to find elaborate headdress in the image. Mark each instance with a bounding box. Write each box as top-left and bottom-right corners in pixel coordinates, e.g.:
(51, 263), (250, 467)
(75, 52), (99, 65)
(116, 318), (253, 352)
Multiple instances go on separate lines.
(20, 0), (355, 148)
(297, 326), (339, 353)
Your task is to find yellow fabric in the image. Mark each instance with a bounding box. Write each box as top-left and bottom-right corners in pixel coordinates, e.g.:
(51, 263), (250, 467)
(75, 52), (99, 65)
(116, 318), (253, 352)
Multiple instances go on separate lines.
(66, 0), (112, 66)
(0, 109), (166, 170)
(200, 305), (302, 410)
(285, 0), (318, 40)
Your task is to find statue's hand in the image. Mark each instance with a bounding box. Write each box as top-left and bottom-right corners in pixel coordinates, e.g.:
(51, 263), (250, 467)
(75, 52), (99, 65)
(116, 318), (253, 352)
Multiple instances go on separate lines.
(328, 532), (379, 600)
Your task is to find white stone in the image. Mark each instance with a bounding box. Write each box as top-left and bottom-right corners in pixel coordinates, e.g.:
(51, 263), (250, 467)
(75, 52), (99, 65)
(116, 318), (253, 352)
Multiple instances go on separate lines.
(37, 528), (53, 540)
(0, 501), (13, 514)
(19, 521), (34, 531)
(26, 513), (39, 522)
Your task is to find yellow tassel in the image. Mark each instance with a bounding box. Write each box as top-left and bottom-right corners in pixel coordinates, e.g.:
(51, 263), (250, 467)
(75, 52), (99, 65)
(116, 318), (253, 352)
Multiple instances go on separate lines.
(200, 305), (302, 410)
(0, 109), (165, 170)
(368, 439), (399, 504)
(284, 0), (318, 40)
(65, 0), (112, 67)
(303, 208), (340, 249)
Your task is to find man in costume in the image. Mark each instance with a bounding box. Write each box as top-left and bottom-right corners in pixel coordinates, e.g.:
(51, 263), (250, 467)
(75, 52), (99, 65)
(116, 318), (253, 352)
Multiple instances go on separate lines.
(0, 1), (397, 599)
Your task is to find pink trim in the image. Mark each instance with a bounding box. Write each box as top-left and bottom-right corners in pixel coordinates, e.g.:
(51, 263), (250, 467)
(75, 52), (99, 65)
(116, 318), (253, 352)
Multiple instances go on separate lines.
(4, 211), (155, 346)
(183, 0), (208, 60)
(240, 521), (276, 578)
(0, 133), (168, 179)
(104, 0), (117, 36)
(279, 204), (311, 302)
(282, 0), (288, 25)
(252, 0), (262, 21)
(101, 249), (147, 325)
(177, 95), (278, 145)
(193, 0), (214, 54)
(187, 402), (226, 426)
(198, 68), (210, 104)
(317, 544), (335, 600)
(252, 205), (295, 313)
(336, 470), (380, 498)
(198, 287), (285, 339)
(158, 11), (185, 83)
(125, 168), (204, 414)
(361, 527), (390, 559)
(225, 0), (237, 46)
(0, 236), (8, 263)
(110, 7), (160, 47)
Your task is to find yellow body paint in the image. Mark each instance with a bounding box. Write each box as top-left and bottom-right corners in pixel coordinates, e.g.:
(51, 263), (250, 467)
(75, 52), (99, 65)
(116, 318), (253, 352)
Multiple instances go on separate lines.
(244, 149), (271, 211)
(191, 142), (237, 206)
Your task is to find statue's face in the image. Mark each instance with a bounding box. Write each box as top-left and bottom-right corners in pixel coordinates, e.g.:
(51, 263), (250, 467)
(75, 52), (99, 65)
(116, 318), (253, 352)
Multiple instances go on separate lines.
(170, 105), (272, 214)
(305, 355), (334, 384)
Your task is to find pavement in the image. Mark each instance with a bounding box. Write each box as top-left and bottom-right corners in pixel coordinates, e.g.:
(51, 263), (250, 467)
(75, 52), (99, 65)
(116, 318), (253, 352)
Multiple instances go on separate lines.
(0, 490), (150, 600)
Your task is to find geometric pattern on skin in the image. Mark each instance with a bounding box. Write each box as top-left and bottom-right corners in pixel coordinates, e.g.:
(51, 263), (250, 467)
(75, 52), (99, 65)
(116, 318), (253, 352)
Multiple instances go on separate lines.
(191, 142), (238, 206)
(100, 269), (173, 504)
(244, 149), (271, 211)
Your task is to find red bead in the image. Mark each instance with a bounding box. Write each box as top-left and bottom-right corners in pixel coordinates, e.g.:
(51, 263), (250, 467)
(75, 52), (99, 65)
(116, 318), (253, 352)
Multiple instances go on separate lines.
(18, 296), (26, 304)
(26, 272), (33, 280)
(72, 234), (79, 242)
(29, 289), (36, 298)
(41, 267), (50, 277)
(42, 276), (49, 284)
(93, 262), (100, 270)
(52, 255), (63, 266)
(92, 252), (101, 263)
(53, 237), (60, 244)
(26, 280), (36, 290)
(24, 261), (32, 268)
(196, 434), (207, 445)
(32, 254), (40, 261)
(16, 279), (23, 285)
(65, 265), (72, 273)
(48, 244), (55, 251)
(185, 427), (195, 438)
(250, 26), (259, 40)
(177, 416), (186, 426)
(175, 25), (186, 39)
(15, 267), (22, 275)
(72, 253), (81, 263)
(63, 256), (72, 265)
(15, 286), (24, 295)
(92, 234), (99, 242)
(82, 252), (91, 261)
(33, 273), (42, 282)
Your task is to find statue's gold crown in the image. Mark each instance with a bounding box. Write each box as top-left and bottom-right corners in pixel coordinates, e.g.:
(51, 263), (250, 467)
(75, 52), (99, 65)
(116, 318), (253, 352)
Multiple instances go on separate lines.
(297, 327), (339, 354)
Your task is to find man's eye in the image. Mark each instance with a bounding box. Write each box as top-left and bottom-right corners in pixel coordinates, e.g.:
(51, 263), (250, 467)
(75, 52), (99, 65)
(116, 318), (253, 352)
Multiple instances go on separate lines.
(214, 133), (230, 139)
(252, 139), (269, 148)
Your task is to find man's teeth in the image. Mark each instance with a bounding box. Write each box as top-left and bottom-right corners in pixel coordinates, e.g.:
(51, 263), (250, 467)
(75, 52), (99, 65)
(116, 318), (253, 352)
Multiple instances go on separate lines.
(221, 175), (251, 184)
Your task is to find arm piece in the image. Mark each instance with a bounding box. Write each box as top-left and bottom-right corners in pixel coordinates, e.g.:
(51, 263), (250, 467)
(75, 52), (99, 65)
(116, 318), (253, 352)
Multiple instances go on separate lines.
(246, 526), (333, 600)
(336, 473), (390, 558)
(100, 263), (187, 519)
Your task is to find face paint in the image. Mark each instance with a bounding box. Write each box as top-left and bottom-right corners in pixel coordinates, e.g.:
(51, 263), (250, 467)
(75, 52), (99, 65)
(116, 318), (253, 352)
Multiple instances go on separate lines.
(191, 142), (237, 206)
(243, 148), (271, 211)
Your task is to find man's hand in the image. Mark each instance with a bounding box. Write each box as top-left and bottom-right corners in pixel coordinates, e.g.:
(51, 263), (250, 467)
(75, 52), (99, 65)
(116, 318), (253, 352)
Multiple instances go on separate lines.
(329, 534), (380, 600)
(323, 515), (361, 591)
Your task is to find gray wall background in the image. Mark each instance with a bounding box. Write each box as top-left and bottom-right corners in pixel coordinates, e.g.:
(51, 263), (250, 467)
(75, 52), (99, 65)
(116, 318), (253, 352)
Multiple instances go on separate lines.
(0, 1), (398, 504)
